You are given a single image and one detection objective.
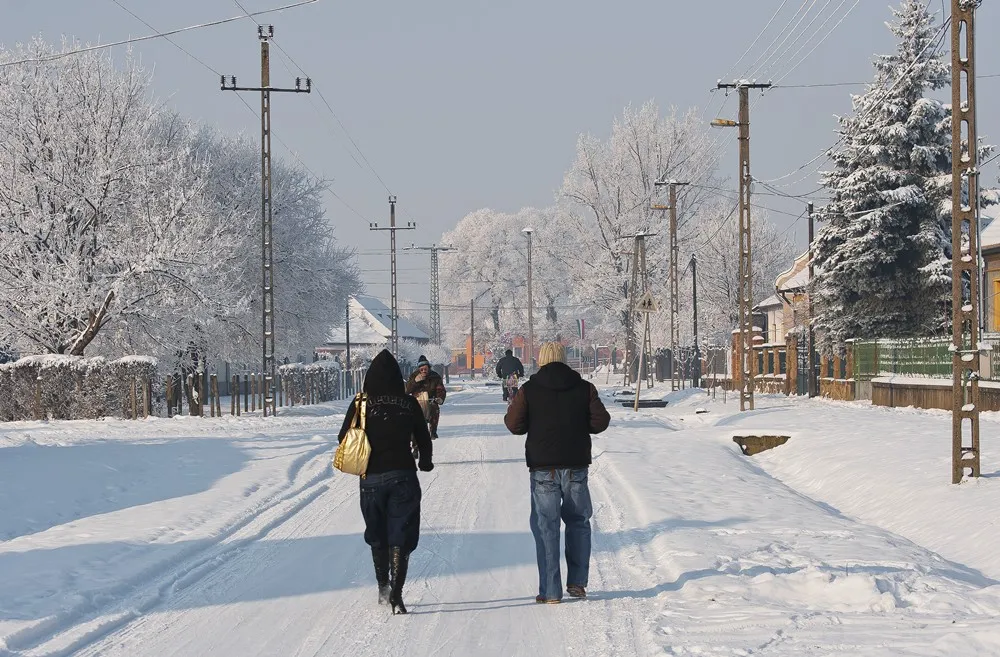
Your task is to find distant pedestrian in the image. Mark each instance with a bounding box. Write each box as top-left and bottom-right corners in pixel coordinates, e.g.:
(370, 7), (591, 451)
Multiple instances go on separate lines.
(503, 341), (611, 603)
(405, 355), (447, 439)
(338, 349), (433, 615)
(495, 349), (525, 402)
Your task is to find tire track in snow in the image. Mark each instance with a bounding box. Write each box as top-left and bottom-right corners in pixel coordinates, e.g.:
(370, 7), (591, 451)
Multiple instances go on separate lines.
(6, 440), (335, 657)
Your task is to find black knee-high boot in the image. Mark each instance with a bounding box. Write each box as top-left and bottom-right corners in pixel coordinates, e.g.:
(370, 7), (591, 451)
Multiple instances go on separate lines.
(371, 547), (391, 605)
(389, 546), (410, 615)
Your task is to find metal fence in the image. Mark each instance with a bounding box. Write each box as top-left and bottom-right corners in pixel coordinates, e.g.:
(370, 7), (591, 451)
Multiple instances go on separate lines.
(853, 337), (961, 381)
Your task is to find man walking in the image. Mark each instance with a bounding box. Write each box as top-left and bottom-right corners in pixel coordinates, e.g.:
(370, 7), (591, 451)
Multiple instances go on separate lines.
(405, 355), (446, 439)
(495, 349), (525, 402)
(503, 341), (611, 603)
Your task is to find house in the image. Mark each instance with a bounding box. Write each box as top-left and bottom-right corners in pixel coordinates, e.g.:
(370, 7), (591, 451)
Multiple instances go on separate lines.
(754, 294), (784, 344)
(751, 251), (810, 344)
(981, 213), (1000, 335)
(318, 294), (430, 359)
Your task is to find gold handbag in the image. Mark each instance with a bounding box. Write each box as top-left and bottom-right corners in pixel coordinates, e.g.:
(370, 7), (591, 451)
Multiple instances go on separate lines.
(334, 394), (371, 476)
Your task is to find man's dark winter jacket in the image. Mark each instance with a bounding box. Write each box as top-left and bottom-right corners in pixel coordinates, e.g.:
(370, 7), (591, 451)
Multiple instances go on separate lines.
(339, 350), (433, 473)
(503, 362), (610, 469)
(404, 369), (447, 403)
(495, 354), (525, 379)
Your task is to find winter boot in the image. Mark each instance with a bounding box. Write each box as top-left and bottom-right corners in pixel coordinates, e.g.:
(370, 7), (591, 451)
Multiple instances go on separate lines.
(372, 546), (391, 605)
(389, 546), (410, 615)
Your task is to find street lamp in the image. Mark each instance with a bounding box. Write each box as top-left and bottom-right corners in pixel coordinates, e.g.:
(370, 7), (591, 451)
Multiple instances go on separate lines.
(523, 227), (534, 372)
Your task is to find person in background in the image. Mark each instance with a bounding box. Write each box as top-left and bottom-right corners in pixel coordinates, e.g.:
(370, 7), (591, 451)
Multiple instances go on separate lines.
(339, 349), (433, 615)
(405, 355), (447, 439)
(503, 341), (611, 604)
(495, 349), (525, 402)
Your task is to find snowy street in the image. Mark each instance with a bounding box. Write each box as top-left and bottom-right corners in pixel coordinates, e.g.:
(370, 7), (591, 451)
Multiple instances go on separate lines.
(2, 386), (1000, 656)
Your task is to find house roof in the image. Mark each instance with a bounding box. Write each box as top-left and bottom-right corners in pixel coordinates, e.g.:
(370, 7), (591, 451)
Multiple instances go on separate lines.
(324, 294), (430, 345)
(754, 294), (783, 310)
(776, 251), (810, 292)
(980, 207), (1000, 252)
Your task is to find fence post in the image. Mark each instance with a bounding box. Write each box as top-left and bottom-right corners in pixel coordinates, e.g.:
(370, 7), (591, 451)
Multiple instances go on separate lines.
(231, 376), (237, 416)
(131, 379), (138, 420)
(251, 374), (257, 413)
(143, 379), (151, 418)
(35, 376), (42, 421)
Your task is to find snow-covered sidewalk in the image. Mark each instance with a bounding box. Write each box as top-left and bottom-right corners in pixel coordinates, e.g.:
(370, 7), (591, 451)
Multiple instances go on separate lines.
(1, 386), (999, 655)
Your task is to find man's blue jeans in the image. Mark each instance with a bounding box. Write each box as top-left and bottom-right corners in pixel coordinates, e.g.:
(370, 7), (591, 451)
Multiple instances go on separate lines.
(529, 467), (593, 600)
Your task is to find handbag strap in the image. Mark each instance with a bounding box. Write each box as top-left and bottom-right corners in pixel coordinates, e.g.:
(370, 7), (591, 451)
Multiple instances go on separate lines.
(354, 393), (367, 430)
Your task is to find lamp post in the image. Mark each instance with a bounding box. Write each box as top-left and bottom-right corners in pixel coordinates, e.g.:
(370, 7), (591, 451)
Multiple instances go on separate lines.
(523, 227), (534, 371)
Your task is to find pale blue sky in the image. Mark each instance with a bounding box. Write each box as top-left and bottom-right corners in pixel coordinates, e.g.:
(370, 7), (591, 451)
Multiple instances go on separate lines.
(4, 0), (997, 313)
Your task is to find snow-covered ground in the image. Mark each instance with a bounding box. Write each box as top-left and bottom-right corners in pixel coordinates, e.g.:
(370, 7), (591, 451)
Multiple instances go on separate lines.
(1, 383), (999, 656)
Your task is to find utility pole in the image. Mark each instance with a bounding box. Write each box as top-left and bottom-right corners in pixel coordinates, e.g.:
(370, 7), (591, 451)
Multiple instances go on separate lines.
(950, 0), (982, 484)
(523, 228), (535, 370)
(405, 244), (455, 344)
(691, 253), (700, 388)
(620, 232), (656, 387)
(655, 180), (689, 390)
(807, 202), (818, 399)
(716, 80), (770, 411)
(470, 299), (475, 379)
(345, 297), (352, 394)
(222, 25), (311, 417)
(370, 197), (415, 356)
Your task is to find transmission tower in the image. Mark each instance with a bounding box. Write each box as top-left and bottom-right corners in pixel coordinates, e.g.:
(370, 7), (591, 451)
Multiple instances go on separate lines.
(405, 244), (455, 344)
(221, 25), (310, 417)
(620, 232), (656, 387)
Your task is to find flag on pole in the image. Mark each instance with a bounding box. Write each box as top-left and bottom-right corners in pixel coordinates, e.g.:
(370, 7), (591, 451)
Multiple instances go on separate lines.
(576, 319), (585, 339)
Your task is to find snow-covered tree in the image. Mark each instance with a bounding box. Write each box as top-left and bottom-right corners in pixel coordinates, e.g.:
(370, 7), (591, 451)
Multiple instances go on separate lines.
(554, 102), (719, 352)
(692, 202), (794, 344)
(813, 1), (957, 346)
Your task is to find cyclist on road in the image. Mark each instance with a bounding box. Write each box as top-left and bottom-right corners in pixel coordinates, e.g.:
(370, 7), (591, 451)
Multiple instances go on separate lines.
(495, 349), (525, 402)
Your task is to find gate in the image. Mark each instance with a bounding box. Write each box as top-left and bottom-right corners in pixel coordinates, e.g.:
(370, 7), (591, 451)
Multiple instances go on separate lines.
(795, 334), (811, 396)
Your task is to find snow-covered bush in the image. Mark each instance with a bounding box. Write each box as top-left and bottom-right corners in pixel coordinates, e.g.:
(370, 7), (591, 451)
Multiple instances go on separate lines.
(0, 355), (158, 421)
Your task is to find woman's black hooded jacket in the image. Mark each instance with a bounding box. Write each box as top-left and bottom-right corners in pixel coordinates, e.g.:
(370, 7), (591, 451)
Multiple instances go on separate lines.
(338, 349), (433, 473)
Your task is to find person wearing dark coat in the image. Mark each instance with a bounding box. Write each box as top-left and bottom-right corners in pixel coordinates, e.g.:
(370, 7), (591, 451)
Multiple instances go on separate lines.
(405, 355), (447, 438)
(503, 341), (611, 604)
(339, 349), (433, 615)
(495, 349), (525, 401)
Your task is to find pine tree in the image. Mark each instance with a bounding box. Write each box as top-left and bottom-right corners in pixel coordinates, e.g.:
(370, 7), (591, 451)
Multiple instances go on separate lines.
(813, 0), (951, 347)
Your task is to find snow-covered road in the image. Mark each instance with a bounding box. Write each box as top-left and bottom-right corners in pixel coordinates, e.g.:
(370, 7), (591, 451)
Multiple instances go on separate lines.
(2, 385), (1000, 656)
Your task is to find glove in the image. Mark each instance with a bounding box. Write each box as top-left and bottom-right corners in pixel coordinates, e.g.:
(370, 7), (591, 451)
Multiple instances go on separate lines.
(419, 460), (434, 472)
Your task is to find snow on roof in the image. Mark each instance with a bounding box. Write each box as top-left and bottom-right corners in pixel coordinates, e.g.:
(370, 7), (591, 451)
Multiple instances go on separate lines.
(980, 207), (1000, 251)
(755, 294), (783, 310)
(324, 294), (430, 345)
(776, 252), (810, 292)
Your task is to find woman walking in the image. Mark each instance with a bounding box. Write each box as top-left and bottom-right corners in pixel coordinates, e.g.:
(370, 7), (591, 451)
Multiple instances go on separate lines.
(338, 349), (434, 614)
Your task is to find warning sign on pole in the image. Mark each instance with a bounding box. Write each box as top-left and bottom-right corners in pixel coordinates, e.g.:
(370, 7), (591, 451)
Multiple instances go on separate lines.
(636, 291), (659, 313)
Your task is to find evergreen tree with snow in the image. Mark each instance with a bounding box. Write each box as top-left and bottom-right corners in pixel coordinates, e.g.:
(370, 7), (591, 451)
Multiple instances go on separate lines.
(813, 0), (951, 347)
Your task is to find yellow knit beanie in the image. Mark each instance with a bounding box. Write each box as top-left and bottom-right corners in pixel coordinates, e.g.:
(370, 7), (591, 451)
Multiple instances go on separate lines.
(537, 342), (566, 368)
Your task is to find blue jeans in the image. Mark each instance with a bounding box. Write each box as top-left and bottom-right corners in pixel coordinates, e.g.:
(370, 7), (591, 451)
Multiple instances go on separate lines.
(359, 470), (422, 553)
(529, 468), (593, 600)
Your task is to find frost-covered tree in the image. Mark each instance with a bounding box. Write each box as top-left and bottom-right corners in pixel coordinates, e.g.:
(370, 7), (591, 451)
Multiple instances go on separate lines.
(813, 0), (954, 345)
(0, 39), (360, 365)
(0, 41), (241, 358)
(554, 102), (719, 352)
(693, 203), (794, 344)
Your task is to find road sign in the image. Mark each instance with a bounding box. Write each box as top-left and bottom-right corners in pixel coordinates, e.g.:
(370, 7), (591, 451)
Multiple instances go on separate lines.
(636, 290), (659, 313)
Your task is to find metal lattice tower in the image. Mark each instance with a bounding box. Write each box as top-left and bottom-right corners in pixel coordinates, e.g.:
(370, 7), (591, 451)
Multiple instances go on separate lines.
(222, 26), (310, 417)
(717, 81), (770, 412)
(405, 244), (455, 344)
(950, 0), (982, 484)
(370, 198), (415, 356)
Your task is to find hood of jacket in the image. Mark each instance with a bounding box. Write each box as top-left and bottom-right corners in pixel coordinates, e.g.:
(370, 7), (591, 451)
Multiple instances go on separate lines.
(529, 361), (582, 392)
(363, 349), (405, 396)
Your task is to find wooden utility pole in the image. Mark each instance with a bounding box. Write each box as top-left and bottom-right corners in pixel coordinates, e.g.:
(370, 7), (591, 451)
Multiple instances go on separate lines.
(405, 245), (455, 344)
(950, 0), (982, 484)
(469, 299), (475, 379)
(691, 253), (700, 388)
(807, 202), (818, 399)
(345, 297), (352, 394)
(717, 81), (770, 411)
(222, 25), (311, 417)
(621, 232), (655, 387)
(370, 197), (415, 356)
(523, 228), (535, 371)
(654, 179), (688, 390)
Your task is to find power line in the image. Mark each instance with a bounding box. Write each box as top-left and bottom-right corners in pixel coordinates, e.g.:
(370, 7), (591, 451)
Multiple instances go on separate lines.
(772, 0), (861, 85)
(0, 0), (318, 68)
